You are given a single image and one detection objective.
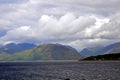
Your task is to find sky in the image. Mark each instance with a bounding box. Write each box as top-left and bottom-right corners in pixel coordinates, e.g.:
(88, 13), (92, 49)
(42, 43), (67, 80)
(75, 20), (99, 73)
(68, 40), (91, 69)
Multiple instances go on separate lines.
(0, 0), (120, 50)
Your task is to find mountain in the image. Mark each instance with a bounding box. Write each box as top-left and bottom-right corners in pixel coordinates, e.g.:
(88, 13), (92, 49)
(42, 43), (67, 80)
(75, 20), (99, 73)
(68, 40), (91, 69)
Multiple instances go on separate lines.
(0, 52), (10, 61)
(80, 42), (120, 57)
(79, 46), (103, 57)
(2, 43), (81, 61)
(96, 42), (120, 54)
(82, 53), (120, 61)
(0, 43), (36, 54)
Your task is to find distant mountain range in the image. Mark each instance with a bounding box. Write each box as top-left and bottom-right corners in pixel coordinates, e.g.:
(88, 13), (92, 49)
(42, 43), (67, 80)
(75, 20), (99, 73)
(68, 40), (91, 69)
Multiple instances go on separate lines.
(95, 42), (120, 54)
(80, 42), (120, 57)
(0, 42), (120, 61)
(80, 46), (103, 57)
(0, 43), (81, 61)
(0, 43), (36, 54)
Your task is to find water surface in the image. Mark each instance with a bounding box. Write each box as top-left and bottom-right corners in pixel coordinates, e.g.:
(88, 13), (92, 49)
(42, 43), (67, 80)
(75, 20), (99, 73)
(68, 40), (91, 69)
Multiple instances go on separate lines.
(0, 61), (120, 80)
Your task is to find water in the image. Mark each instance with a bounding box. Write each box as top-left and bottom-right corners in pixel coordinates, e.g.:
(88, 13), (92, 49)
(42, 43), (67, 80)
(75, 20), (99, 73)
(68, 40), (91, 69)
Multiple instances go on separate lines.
(0, 61), (120, 80)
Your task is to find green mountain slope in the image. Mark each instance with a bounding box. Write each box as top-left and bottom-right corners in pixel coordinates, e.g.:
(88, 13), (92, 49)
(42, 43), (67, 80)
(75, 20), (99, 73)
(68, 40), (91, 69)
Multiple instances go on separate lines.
(0, 52), (10, 61)
(2, 43), (81, 61)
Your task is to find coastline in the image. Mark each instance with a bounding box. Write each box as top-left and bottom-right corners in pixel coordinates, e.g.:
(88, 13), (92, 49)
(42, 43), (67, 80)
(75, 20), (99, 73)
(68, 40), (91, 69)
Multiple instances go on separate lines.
(0, 60), (120, 63)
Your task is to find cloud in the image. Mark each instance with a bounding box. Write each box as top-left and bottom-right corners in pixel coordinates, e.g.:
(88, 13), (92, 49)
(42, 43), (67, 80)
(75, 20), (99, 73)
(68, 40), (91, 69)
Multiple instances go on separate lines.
(96, 13), (120, 39)
(37, 13), (96, 40)
(0, 26), (36, 44)
(1, 13), (96, 41)
(0, 0), (120, 50)
(0, 0), (28, 4)
(0, 13), (106, 49)
(0, 0), (120, 29)
(0, 29), (6, 37)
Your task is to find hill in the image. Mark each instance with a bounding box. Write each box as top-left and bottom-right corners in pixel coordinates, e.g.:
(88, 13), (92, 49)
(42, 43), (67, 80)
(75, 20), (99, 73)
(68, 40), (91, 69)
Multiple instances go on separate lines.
(1, 43), (81, 61)
(0, 52), (10, 61)
(82, 53), (120, 61)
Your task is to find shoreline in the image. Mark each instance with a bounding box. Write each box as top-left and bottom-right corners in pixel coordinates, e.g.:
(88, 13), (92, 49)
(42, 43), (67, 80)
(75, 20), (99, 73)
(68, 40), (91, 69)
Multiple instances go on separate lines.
(0, 60), (120, 63)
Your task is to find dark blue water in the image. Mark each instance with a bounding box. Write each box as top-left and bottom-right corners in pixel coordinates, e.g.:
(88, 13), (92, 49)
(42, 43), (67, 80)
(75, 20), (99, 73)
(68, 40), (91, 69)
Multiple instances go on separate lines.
(0, 61), (120, 80)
